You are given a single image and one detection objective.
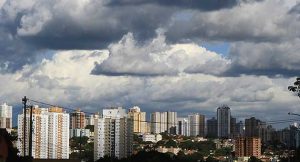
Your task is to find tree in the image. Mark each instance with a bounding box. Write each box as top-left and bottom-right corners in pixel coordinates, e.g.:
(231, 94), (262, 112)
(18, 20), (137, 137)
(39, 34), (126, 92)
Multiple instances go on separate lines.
(248, 156), (262, 162)
(165, 139), (177, 148)
(205, 156), (219, 162)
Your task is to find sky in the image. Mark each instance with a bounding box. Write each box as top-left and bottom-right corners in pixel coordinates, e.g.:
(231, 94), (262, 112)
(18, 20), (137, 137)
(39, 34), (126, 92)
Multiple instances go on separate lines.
(1, 0), (300, 128)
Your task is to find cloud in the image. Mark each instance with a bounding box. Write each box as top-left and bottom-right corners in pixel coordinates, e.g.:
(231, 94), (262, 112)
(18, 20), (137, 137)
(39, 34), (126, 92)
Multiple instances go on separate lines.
(0, 49), (296, 127)
(107, 0), (264, 11)
(226, 39), (300, 77)
(0, 0), (299, 76)
(91, 32), (229, 76)
(166, 0), (299, 43)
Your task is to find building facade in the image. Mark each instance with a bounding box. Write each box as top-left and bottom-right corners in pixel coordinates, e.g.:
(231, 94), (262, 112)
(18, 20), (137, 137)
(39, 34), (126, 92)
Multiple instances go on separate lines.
(188, 113), (205, 137)
(0, 103), (12, 132)
(150, 112), (176, 134)
(94, 107), (133, 160)
(167, 111), (177, 134)
(178, 118), (190, 136)
(217, 105), (231, 138)
(207, 117), (218, 138)
(235, 137), (261, 158)
(18, 106), (69, 159)
(70, 109), (86, 129)
(128, 106), (147, 133)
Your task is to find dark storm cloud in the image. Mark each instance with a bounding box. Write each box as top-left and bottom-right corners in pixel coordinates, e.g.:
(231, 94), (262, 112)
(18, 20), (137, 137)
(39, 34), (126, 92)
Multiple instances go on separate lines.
(108, 0), (264, 11)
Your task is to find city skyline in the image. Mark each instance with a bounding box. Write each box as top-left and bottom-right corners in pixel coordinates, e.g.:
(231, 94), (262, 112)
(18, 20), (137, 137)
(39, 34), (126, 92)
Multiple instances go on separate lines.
(0, 0), (300, 131)
(2, 101), (300, 129)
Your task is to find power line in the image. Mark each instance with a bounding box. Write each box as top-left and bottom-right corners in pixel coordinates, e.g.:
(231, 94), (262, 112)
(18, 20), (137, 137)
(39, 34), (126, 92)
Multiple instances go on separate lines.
(24, 98), (300, 128)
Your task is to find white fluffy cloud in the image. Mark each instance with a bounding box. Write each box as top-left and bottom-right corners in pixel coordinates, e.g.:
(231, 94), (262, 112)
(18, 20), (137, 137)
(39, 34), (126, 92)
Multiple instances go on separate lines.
(92, 32), (230, 76)
(0, 49), (297, 126)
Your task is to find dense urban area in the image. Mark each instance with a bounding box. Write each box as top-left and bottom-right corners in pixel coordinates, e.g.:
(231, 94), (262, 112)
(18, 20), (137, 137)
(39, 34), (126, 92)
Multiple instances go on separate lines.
(1, 102), (300, 162)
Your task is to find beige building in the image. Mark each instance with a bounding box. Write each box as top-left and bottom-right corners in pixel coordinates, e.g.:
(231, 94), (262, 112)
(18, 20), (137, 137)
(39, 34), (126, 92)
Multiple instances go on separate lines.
(128, 106), (147, 133)
(18, 106), (69, 159)
(235, 137), (261, 158)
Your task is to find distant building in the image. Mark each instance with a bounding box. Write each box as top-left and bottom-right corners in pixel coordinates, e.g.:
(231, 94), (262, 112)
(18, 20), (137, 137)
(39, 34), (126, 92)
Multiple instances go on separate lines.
(207, 117), (218, 138)
(178, 118), (190, 136)
(150, 111), (177, 134)
(217, 105), (231, 138)
(0, 103), (12, 132)
(69, 129), (91, 138)
(94, 107), (133, 160)
(128, 106), (147, 133)
(188, 113), (205, 137)
(18, 106), (69, 159)
(245, 117), (260, 138)
(235, 121), (244, 137)
(70, 109), (85, 129)
(85, 113), (99, 126)
(150, 112), (162, 134)
(230, 117), (236, 138)
(167, 111), (177, 134)
(235, 137), (261, 158)
(142, 134), (162, 143)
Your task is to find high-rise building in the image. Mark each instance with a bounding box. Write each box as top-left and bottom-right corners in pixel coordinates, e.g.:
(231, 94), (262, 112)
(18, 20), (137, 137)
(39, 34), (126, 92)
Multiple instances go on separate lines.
(151, 112), (161, 134)
(70, 109), (85, 129)
(235, 121), (245, 137)
(0, 103), (12, 132)
(48, 107), (70, 159)
(235, 137), (245, 157)
(178, 118), (189, 136)
(230, 117), (236, 138)
(18, 106), (69, 159)
(235, 137), (261, 158)
(128, 106), (147, 133)
(217, 105), (231, 138)
(245, 117), (271, 144)
(207, 117), (218, 138)
(85, 113), (99, 126)
(167, 111), (177, 134)
(188, 113), (205, 137)
(160, 112), (168, 133)
(150, 112), (176, 134)
(94, 107), (133, 160)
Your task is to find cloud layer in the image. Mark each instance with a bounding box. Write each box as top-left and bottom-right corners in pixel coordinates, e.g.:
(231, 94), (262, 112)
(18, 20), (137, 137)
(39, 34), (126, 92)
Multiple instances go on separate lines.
(0, 0), (300, 126)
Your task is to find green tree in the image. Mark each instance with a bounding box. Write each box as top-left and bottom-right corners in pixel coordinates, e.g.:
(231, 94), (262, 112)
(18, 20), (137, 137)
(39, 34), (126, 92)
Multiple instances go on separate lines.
(165, 139), (177, 148)
(248, 156), (262, 162)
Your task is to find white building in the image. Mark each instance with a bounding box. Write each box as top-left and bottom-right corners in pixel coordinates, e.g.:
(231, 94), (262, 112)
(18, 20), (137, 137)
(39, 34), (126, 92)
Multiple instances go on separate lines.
(48, 107), (69, 159)
(94, 107), (133, 160)
(178, 118), (190, 136)
(142, 134), (162, 143)
(167, 111), (177, 135)
(85, 113), (99, 126)
(0, 103), (12, 132)
(70, 129), (91, 138)
(150, 111), (177, 134)
(188, 113), (205, 137)
(18, 106), (69, 159)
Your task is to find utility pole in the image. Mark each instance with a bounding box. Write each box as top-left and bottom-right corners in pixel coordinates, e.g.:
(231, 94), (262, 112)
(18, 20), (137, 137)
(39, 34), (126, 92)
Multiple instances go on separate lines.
(22, 96), (27, 156)
(29, 105), (33, 158)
